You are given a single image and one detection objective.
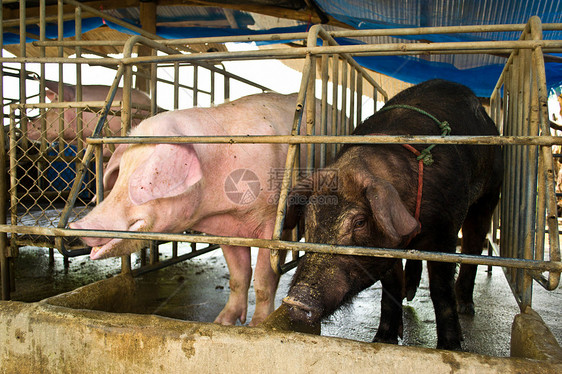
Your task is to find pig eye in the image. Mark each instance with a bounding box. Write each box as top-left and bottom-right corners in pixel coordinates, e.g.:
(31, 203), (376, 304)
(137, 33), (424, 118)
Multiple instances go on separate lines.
(353, 217), (367, 230)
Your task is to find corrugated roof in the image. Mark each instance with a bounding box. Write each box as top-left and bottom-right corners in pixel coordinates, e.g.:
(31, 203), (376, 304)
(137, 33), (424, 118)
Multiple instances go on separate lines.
(3, 0), (562, 95)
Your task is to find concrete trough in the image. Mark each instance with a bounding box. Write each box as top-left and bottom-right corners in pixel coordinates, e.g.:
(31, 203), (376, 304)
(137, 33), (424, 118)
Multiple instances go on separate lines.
(0, 273), (560, 373)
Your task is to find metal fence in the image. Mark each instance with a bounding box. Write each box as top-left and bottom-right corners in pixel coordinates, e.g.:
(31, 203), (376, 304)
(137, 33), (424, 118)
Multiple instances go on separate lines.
(491, 17), (561, 310)
(0, 0), (561, 322)
(0, 0), (285, 299)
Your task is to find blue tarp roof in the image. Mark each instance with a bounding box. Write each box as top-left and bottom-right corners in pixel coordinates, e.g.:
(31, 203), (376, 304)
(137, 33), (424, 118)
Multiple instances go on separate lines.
(4, 1), (562, 97)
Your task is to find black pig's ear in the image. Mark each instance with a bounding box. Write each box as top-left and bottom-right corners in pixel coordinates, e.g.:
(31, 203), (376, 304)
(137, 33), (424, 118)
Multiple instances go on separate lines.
(364, 178), (420, 247)
(283, 175), (314, 230)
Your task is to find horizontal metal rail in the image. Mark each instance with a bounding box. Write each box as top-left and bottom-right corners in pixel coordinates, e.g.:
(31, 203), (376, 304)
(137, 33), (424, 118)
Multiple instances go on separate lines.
(25, 22), (562, 48)
(84, 134), (562, 146)
(131, 244), (221, 277)
(0, 224), (560, 273)
(4, 39), (562, 66)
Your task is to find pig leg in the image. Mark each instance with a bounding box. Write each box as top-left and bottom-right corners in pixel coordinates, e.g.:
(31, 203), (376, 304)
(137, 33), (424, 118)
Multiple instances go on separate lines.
(373, 259), (404, 344)
(427, 258), (462, 350)
(215, 245), (252, 325)
(456, 193), (498, 315)
(404, 259), (422, 301)
(249, 247), (284, 326)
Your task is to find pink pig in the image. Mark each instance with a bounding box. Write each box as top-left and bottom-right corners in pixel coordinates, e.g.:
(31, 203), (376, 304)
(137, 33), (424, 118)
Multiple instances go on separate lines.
(27, 81), (152, 155)
(70, 92), (307, 326)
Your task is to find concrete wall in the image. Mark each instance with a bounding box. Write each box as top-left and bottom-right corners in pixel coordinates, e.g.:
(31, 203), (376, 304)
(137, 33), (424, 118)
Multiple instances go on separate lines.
(0, 274), (560, 373)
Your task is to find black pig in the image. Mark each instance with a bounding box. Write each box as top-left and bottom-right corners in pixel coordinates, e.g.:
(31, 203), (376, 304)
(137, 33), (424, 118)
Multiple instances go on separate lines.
(282, 79), (503, 350)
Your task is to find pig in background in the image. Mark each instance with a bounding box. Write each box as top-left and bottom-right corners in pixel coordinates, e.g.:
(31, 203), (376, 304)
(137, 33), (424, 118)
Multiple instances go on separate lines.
(70, 92), (327, 326)
(281, 80), (503, 350)
(26, 81), (152, 156)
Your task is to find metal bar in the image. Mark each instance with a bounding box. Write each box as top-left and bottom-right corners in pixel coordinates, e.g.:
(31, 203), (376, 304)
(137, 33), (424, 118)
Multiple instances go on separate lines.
(530, 17), (561, 291)
(341, 62), (348, 135)
(0, 0), (10, 300)
(349, 67), (356, 132)
(193, 65), (198, 107)
(13, 101), (125, 109)
(131, 244), (220, 277)
(122, 63), (132, 133)
(320, 48), (329, 168)
(107, 40), (562, 66)
(270, 54), (313, 271)
(173, 62), (179, 110)
(19, 0), (28, 151)
(149, 241), (158, 265)
(356, 69), (363, 126)
(75, 5), (83, 154)
(28, 22), (547, 48)
(57, 0), (65, 155)
(305, 54), (315, 170)
(1, 224), (561, 273)
(83, 134), (562, 146)
(331, 56), (339, 158)
(5, 39), (562, 66)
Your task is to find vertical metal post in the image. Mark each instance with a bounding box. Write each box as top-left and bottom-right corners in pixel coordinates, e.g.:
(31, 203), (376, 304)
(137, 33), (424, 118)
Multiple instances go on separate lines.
(19, 0), (27, 151)
(0, 1), (8, 300)
(349, 67), (356, 132)
(38, 0), (47, 192)
(193, 65), (198, 107)
(331, 56), (339, 158)
(306, 55), (316, 170)
(210, 69), (216, 106)
(150, 61), (157, 116)
(519, 44), (535, 309)
(320, 49), (329, 168)
(224, 72), (230, 102)
(340, 62), (348, 135)
(173, 62), (179, 110)
(356, 70), (363, 125)
(57, 0), (65, 155)
(122, 65), (132, 133)
(8, 110), (18, 290)
(150, 241), (159, 265)
(270, 54), (313, 272)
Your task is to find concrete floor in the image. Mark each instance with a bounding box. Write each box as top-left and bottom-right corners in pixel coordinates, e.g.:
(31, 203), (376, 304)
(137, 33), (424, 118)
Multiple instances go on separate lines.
(8, 243), (562, 358)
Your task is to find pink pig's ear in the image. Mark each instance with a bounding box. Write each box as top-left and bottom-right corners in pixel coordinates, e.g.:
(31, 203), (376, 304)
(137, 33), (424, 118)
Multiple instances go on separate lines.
(128, 143), (202, 205)
(44, 81), (75, 102)
(102, 144), (129, 193)
(365, 178), (420, 247)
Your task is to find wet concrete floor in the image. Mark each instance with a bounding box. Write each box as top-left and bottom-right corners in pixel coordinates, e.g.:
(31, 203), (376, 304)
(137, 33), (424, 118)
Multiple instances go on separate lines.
(8, 243), (562, 358)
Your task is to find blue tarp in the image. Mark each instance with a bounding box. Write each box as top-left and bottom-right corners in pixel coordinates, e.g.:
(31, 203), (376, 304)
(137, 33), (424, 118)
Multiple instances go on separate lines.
(314, 0), (562, 96)
(4, 1), (562, 97)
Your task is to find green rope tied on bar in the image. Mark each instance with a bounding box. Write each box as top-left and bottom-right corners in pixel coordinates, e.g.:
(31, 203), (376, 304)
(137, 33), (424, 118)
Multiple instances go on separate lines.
(377, 104), (451, 166)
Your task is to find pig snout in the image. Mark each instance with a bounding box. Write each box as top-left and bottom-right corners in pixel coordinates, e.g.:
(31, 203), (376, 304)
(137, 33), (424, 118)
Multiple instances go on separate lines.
(68, 220), (111, 248)
(282, 285), (324, 324)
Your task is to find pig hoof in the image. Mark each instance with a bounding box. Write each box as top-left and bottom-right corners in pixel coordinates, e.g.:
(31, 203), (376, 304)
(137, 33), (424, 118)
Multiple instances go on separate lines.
(214, 308), (247, 326)
(372, 335), (399, 345)
(457, 302), (475, 316)
(437, 340), (462, 351)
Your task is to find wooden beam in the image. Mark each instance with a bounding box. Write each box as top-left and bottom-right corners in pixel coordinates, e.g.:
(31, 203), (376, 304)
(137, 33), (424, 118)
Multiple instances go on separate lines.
(156, 0), (352, 28)
(136, 0), (157, 93)
(3, 0), (352, 30)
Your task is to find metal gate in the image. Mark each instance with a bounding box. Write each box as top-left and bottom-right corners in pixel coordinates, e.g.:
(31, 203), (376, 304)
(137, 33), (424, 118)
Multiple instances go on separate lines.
(1, 0), (561, 334)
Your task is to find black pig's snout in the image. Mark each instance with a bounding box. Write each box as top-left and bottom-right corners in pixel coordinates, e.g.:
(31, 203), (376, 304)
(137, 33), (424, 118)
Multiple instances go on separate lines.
(283, 287), (324, 324)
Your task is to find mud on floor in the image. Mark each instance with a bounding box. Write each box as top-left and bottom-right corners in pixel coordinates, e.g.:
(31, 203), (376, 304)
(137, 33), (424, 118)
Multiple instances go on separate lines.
(8, 244), (562, 357)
